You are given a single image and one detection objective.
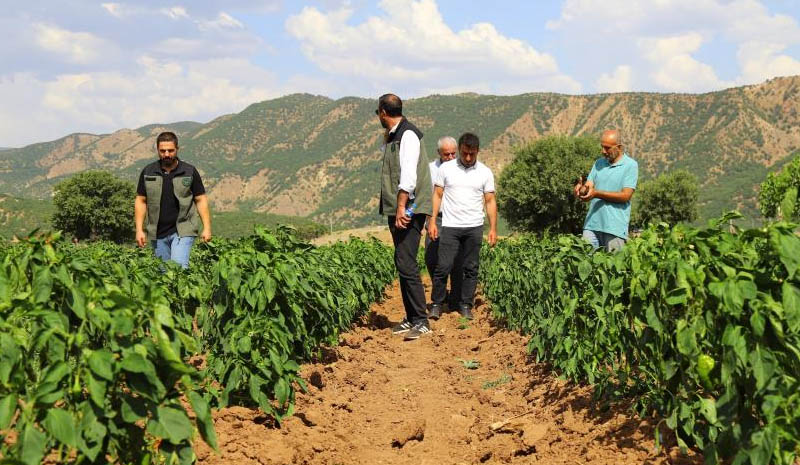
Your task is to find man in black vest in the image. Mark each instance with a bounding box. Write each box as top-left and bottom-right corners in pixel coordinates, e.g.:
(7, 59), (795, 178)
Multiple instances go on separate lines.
(134, 131), (211, 269)
(376, 94), (434, 340)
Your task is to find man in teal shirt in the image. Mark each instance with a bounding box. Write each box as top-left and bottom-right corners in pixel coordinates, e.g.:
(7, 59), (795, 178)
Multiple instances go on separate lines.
(574, 129), (638, 252)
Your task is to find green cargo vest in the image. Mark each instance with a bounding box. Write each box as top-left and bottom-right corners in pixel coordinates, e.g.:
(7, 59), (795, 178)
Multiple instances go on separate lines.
(379, 119), (433, 217)
(142, 162), (202, 241)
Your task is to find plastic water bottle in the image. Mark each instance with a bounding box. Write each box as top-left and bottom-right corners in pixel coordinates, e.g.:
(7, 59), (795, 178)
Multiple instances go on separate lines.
(404, 202), (417, 218)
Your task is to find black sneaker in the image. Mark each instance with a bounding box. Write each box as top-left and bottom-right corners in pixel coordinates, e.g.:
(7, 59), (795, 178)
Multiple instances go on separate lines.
(391, 319), (413, 334)
(404, 320), (432, 340)
(459, 306), (473, 320)
(429, 304), (443, 320)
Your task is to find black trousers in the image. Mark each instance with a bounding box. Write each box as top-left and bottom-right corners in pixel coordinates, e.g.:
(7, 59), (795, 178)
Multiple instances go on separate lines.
(432, 226), (482, 310)
(425, 215), (463, 306)
(388, 215), (428, 324)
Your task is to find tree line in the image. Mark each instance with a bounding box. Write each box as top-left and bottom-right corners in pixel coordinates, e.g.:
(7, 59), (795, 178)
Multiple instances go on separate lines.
(49, 135), (798, 242)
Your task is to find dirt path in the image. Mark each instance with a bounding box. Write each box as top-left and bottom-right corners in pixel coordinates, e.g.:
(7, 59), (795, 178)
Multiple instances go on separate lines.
(196, 278), (702, 465)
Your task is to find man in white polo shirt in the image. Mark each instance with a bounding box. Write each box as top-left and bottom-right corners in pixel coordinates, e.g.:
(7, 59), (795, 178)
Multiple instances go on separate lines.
(428, 132), (497, 320)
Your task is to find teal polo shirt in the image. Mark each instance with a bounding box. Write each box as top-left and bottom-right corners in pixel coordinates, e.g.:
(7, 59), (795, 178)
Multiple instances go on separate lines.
(583, 154), (638, 239)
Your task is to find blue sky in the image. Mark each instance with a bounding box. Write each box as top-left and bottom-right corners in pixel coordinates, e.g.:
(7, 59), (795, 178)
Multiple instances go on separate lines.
(1, 0), (800, 147)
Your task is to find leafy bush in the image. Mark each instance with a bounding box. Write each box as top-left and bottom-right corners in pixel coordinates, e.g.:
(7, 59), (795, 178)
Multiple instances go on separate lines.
(631, 169), (699, 227)
(52, 171), (136, 243)
(480, 213), (800, 465)
(759, 155), (800, 221)
(497, 135), (598, 234)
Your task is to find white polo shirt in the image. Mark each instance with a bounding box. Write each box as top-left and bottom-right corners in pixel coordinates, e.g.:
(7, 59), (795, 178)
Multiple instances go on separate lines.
(435, 159), (495, 228)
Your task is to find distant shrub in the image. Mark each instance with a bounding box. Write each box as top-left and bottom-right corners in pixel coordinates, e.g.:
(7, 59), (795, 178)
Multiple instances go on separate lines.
(497, 135), (597, 234)
(52, 171), (135, 243)
(632, 169), (699, 228)
(759, 155), (800, 221)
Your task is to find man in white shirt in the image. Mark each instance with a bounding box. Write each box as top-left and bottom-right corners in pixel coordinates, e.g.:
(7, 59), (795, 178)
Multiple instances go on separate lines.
(376, 93), (434, 340)
(425, 136), (463, 319)
(428, 132), (497, 320)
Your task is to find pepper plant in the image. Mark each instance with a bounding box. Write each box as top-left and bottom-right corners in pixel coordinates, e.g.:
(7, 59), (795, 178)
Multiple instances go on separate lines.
(480, 213), (800, 465)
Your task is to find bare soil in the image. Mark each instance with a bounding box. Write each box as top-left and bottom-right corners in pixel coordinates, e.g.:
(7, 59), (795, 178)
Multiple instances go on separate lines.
(196, 278), (702, 465)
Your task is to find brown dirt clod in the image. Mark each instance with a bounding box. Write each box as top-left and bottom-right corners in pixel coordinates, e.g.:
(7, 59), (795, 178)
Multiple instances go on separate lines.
(391, 419), (426, 448)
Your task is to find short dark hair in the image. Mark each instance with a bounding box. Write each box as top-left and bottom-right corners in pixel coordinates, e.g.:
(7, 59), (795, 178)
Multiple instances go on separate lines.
(458, 132), (479, 151)
(378, 94), (403, 117)
(156, 131), (179, 147)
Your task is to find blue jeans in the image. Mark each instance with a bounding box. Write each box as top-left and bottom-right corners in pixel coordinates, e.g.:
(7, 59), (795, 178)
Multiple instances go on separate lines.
(582, 229), (626, 253)
(151, 233), (195, 269)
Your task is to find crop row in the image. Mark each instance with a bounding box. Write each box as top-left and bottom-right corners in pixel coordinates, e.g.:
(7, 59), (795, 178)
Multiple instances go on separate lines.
(480, 213), (800, 465)
(0, 226), (395, 464)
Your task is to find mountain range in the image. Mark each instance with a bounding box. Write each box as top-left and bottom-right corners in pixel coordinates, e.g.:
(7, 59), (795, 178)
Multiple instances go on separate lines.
(2, 76), (799, 228)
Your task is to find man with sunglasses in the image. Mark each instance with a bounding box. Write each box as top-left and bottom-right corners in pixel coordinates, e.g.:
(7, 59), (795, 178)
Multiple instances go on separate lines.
(574, 129), (638, 252)
(375, 94), (434, 340)
(425, 136), (463, 319)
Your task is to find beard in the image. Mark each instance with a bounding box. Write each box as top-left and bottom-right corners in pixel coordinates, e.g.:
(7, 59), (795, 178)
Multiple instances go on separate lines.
(379, 117), (389, 129)
(159, 157), (178, 168)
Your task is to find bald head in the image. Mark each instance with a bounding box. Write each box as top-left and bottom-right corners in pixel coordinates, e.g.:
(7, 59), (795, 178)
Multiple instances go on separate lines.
(600, 129), (623, 162)
(601, 129), (621, 146)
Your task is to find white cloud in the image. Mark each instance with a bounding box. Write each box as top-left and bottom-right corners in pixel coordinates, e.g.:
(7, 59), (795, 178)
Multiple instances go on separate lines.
(737, 41), (800, 83)
(101, 3), (125, 18)
(0, 56), (289, 146)
(198, 12), (245, 31)
(33, 23), (114, 65)
(286, 0), (581, 95)
(639, 33), (731, 92)
(0, 2), (290, 146)
(595, 65), (632, 93)
(548, 0), (800, 92)
(161, 6), (190, 20)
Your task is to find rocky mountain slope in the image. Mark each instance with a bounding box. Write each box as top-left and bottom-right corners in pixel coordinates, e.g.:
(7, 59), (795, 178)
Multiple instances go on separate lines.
(2, 76), (798, 227)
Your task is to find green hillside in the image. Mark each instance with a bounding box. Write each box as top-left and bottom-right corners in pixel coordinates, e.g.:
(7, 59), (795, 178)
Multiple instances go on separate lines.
(0, 196), (53, 238)
(212, 211), (325, 239)
(1, 76), (798, 228)
(0, 194), (324, 241)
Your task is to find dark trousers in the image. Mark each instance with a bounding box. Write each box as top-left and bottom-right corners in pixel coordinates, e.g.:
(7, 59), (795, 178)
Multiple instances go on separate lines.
(388, 215), (428, 324)
(432, 226), (482, 310)
(425, 215), (463, 306)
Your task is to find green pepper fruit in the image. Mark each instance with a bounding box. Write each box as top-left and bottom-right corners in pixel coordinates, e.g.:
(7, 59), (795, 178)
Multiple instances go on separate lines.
(697, 354), (715, 383)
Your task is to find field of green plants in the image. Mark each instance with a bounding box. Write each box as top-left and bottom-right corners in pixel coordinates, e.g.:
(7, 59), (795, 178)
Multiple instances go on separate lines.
(0, 227), (395, 464)
(3, 212), (799, 464)
(480, 213), (800, 465)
